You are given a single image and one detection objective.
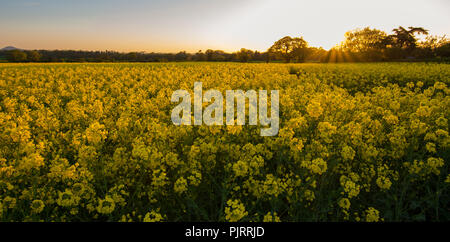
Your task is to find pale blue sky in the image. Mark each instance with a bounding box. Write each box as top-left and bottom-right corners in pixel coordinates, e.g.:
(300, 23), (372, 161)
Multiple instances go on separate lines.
(1, 0), (449, 52)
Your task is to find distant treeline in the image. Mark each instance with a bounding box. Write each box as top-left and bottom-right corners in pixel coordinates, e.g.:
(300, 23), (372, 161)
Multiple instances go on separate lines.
(2, 26), (450, 63)
(0, 48), (329, 63)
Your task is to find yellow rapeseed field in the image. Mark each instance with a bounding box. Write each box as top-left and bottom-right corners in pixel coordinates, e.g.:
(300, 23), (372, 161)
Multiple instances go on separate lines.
(0, 62), (448, 222)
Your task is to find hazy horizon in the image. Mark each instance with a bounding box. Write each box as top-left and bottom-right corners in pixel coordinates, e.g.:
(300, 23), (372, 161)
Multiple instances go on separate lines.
(1, 0), (449, 53)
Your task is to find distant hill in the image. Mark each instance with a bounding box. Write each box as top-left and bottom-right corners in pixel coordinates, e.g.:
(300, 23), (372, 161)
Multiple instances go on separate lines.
(1, 46), (22, 51)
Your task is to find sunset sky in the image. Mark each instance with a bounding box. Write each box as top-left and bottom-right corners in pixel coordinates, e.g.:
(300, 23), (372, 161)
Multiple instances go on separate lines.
(1, 0), (449, 53)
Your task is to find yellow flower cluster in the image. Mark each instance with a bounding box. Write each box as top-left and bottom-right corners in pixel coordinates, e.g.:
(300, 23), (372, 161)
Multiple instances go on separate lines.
(225, 199), (248, 222)
(365, 207), (380, 222)
(174, 177), (188, 194)
(97, 196), (116, 214)
(340, 175), (361, 198)
(263, 212), (281, 222)
(0, 62), (448, 222)
(301, 158), (328, 175)
(143, 210), (164, 222)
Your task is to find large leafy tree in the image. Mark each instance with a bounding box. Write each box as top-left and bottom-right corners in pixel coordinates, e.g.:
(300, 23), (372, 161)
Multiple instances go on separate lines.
(27, 50), (41, 62)
(390, 26), (429, 50)
(341, 27), (388, 61)
(236, 48), (254, 62)
(342, 27), (387, 53)
(6, 50), (28, 62)
(268, 36), (309, 62)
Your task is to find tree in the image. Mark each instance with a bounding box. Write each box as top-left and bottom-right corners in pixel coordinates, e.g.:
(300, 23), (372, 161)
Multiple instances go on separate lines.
(236, 48), (254, 62)
(268, 36), (309, 62)
(192, 50), (204, 61)
(125, 52), (138, 61)
(6, 50), (28, 62)
(412, 35), (449, 59)
(27, 50), (41, 62)
(205, 49), (215, 61)
(381, 26), (429, 59)
(418, 35), (449, 51)
(205, 49), (227, 61)
(292, 45), (311, 63)
(390, 26), (429, 50)
(436, 42), (450, 58)
(341, 27), (388, 61)
(175, 51), (188, 61)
